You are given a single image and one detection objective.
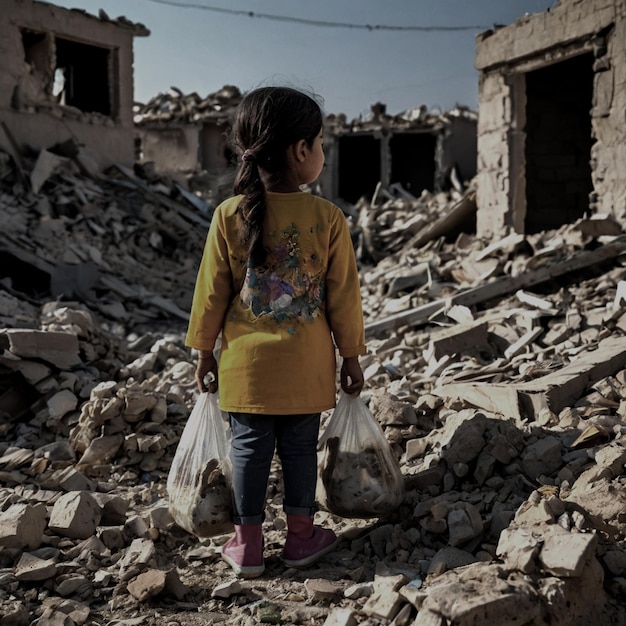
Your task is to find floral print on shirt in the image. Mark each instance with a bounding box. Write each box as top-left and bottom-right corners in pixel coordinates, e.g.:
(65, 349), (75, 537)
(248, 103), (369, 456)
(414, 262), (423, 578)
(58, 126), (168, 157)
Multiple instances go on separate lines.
(240, 223), (325, 323)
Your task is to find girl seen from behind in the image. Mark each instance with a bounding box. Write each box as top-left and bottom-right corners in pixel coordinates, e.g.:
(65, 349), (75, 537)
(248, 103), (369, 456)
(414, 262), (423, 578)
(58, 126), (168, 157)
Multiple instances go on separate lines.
(185, 85), (366, 577)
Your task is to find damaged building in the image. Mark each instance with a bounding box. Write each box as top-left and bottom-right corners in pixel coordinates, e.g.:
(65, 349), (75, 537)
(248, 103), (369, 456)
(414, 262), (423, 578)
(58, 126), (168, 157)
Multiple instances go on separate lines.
(475, 0), (626, 238)
(133, 85), (242, 201)
(0, 0), (149, 168)
(135, 88), (477, 207)
(319, 103), (477, 206)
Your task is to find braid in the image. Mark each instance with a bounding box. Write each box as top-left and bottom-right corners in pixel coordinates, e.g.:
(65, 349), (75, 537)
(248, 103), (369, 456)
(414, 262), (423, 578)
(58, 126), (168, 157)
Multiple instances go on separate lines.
(234, 157), (267, 265)
(230, 86), (324, 267)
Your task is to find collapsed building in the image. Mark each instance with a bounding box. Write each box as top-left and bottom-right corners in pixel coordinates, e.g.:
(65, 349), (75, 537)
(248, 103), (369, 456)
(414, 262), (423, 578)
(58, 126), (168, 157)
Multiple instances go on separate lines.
(133, 85), (243, 201)
(475, 0), (626, 238)
(320, 103), (477, 205)
(0, 0), (149, 169)
(134, 89), (478, 207)
(5, 1), (626, 624)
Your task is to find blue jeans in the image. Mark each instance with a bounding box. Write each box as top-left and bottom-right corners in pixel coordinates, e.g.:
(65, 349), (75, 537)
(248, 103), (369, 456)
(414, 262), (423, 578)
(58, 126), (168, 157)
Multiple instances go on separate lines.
(229, 412), (321, 525)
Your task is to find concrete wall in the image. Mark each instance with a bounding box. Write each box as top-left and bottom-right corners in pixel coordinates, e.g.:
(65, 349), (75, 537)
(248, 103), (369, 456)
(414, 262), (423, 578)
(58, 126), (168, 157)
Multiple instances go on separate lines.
(0, 0), (146, 169)
(137, 125), (201, 173)
(474, 0), (625, 238)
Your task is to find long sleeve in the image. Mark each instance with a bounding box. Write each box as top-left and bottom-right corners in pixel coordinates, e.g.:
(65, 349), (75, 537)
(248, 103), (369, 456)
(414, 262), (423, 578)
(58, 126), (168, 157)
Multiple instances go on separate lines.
(325, 208), (366, 358)
(189, 192), (366, 414)
(185, 206), (234, 350)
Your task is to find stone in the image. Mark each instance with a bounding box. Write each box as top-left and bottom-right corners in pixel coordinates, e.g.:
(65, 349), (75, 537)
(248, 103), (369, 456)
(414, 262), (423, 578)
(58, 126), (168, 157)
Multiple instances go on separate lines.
(56, 574), (90, 597)
(0, 601), (29, 626)
(48, 491), (102, 539)
(413, 608), (446, 626)
(91, 493), (129, 525)
(212, 579), (242, 598)
(539, 527), (598, 577)
(304, 578), (344, 603)
(362, 573), (408, 620)
(46, 389), (78, 419)
(427, 547), (478, 576)
(514, 497), (555, 526)
(447, 504), (483, 547)
(76, 434), (124, 468)
(164, 568), (189, 600)
(602, 549), (626, 576)
(14, 553), (57, 582)
(127, 569), (167, 602)
(119, 538), (156, 575)
(496, 526), (541, 573)
(98, 526), (126, 551)
(56, 467), (96, 492)
(3, 329), (81, 369)
(322, 608), (357, 626)
(521, 436), (562, 480)
(421, 565), (541, 625)
(0, 502), (47, 550)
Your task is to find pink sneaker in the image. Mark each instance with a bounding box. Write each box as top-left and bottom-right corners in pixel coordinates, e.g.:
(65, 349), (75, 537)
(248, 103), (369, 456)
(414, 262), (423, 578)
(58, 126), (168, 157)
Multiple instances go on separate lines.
(221, 524), (265, 578)
(282, 515), (339, 568)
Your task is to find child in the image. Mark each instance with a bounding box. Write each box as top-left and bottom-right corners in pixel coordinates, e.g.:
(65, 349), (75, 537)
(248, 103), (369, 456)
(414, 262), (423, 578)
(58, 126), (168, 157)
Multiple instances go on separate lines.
(185, 86), (366, 578)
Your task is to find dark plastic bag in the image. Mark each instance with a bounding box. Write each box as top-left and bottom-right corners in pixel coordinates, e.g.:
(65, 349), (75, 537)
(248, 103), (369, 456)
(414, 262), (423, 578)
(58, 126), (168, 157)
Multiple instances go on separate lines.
(167, 392), (233, 537)
(317, 391), (405, 518)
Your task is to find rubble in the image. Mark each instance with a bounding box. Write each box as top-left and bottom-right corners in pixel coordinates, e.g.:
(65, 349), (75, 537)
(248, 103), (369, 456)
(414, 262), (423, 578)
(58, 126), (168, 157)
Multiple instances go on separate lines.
(2, 122), (626, 625)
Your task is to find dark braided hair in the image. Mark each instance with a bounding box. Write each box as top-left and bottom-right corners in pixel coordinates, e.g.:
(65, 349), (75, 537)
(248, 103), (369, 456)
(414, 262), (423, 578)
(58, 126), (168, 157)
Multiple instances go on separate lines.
(231, 86), (323, 266)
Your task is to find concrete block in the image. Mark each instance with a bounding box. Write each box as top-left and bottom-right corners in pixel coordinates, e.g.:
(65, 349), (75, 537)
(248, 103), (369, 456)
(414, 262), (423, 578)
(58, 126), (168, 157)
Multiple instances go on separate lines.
(363, 573), (408, 620)
(539, 527), (598, 577)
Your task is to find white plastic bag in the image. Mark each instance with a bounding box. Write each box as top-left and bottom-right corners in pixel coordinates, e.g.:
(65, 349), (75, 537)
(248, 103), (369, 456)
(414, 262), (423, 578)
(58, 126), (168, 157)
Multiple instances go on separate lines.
(167, 392), (233, 537)
(317, 392), (405, 518)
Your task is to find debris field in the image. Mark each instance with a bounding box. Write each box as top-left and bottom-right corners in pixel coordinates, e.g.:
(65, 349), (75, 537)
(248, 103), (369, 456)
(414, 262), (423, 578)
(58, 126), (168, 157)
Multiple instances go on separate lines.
(2, 142), (626, 626)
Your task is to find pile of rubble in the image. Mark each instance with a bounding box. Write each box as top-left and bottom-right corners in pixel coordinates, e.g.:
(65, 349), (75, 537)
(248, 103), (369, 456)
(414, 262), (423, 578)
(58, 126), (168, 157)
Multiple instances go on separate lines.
(2, 143), (626, 625)
(133, 85), (242, 125)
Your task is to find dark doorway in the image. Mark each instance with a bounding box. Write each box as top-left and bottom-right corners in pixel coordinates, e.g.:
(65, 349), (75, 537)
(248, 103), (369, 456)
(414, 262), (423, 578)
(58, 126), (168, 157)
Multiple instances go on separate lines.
(390, 132), (437, 196)
(524, 53), (594, 233)
(338, 134), (380, 204)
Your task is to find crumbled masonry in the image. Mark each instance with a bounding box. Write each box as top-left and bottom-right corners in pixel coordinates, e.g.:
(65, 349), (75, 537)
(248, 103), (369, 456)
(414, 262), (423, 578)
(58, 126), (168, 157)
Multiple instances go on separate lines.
(2, 141), (626, 625)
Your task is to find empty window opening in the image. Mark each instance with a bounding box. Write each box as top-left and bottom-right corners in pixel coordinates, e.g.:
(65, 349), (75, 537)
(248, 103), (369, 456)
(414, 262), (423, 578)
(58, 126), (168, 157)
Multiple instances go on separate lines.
(338, 135), (381, 204)
(390, 132), (437, 196)
(54, 37), (112, 116)
(524, 53), (594, 233)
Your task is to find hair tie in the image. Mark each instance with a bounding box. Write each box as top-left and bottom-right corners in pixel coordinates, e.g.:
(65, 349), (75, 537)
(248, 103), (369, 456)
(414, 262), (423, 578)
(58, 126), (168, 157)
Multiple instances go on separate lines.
(241, 150), (256, 163)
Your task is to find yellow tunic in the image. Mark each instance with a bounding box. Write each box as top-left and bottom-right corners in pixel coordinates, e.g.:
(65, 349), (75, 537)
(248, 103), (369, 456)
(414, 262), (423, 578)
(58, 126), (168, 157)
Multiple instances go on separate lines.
(185, 191), (366, 414)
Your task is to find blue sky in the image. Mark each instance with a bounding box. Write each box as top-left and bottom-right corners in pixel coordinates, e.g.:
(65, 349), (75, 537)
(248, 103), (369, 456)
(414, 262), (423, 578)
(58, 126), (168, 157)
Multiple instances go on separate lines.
(48, 0), (556, 118)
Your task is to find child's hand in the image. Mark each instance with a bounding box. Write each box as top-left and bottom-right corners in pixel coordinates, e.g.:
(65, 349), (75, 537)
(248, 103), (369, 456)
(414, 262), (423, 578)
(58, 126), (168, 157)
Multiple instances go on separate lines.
(341, 356), (364, 396)
(196, 352), (218, 393)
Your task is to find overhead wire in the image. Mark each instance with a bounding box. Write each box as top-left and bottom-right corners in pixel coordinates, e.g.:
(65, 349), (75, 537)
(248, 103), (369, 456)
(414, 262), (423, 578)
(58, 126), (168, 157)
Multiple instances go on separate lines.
(142, 0), (490, 31)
